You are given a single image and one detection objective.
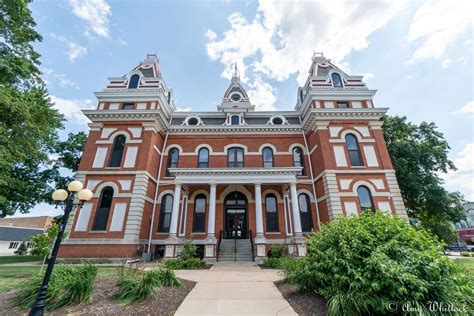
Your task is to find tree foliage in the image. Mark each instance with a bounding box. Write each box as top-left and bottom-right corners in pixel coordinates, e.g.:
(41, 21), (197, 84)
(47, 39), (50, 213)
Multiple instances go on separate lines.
(382, 115), (466, 225)
(14, 241), (28, 255)
(0, 1), (86, 217)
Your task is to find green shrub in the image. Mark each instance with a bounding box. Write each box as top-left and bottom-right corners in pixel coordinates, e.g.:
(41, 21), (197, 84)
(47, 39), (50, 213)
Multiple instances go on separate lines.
(179, 239), (197, 260)
(13, 263), (97, 310)
(262, 256), (297, 269)
(14, 241), (28, 256)
(162, 258), (205, 270)
(115, 267), (183, 305)
(461, 252), (471, 257)
(269, 244), (286, 258)
(283, 211), (474, 315)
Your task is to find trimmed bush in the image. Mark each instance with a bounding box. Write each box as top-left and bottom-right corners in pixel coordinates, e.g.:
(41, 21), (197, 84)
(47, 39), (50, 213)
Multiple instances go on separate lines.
(283, 211), (474, 315)
(180, 238), (198, 260)
(13, 263), (97, 310)
(162, 258), (205, 270)
(461, 252), (471, 257)
(115, 267), (183, 305)
(269, 244), (286, 258)
(262, 257), (297, 269)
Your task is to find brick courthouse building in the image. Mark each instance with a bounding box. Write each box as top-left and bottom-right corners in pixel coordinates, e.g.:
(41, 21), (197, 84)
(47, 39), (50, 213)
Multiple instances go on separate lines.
(59, 53), (407, 261)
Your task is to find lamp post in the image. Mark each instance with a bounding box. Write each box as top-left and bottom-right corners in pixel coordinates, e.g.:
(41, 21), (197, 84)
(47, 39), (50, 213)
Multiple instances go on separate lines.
(29, 180), (93, 316)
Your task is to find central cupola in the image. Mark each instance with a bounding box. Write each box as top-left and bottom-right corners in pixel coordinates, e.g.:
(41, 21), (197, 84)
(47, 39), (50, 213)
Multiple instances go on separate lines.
(218, 64), (254, 113)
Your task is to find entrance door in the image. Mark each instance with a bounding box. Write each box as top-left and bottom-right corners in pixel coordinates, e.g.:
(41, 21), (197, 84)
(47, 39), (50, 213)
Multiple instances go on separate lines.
(224, 191), (247, 239)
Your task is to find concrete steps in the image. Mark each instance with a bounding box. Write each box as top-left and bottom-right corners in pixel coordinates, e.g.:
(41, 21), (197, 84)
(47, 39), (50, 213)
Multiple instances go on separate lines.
(218, 239), (254, 262)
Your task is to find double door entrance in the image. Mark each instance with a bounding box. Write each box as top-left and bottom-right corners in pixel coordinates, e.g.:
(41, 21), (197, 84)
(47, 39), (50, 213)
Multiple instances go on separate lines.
(224, 191), (247, 239)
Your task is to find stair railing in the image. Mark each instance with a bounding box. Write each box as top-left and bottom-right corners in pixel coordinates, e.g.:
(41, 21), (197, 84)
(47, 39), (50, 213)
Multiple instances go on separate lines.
(217, 230), (223, 262)
(249, 229), (255, 262)
(234, 233), (237, 261)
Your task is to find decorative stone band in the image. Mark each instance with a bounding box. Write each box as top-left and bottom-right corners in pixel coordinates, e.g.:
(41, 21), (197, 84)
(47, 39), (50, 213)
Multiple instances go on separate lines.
(168, 167), (303, 184)
(302, 108), (388, 131)
(169, 124), (303, 135)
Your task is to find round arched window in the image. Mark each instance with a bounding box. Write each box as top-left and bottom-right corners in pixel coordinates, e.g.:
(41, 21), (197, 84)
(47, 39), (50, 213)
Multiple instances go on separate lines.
(272, 117), (283, 125)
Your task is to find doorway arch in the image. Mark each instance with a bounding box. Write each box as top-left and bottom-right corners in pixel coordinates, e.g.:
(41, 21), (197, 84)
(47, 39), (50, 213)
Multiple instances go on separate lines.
(224, 191), (248, 239)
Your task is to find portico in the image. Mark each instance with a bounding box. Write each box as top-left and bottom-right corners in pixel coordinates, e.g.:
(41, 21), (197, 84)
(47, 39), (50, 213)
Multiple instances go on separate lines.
(159, 167), (306, 261)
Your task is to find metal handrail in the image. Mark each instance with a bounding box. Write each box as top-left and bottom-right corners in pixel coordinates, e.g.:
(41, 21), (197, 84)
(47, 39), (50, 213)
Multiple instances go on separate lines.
(249, 229), (255, 261)
(234, 235), (237, 261)
(217, 230), (223, 262)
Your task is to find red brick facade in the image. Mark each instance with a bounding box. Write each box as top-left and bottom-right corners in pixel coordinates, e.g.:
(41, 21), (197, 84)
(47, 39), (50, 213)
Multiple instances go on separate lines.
(59, 54), (407, 261)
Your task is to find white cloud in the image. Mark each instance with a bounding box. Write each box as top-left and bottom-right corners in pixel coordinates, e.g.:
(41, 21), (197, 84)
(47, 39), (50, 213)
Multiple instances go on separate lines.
(66, 41), (88, 63)
(248, 76), (276, 111)
(406, 0), (473, 65)
(50, 95), (94, 125)
(50, 33), (88, 63)
(42, 68), (79, 89)
(205, 0), (406, 110)
(363, 73), (375, 81)
(68, 0), (111, 38)
(443, 143), (474, 201)
(452, 101), (474, 115)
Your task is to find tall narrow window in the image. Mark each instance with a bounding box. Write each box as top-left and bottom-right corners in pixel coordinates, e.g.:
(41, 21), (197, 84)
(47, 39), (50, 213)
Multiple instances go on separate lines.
(128, 74), (140, 89)
(345, 134), (364, 166)
(166, 148), (179, 177)
(192, 194), (207, 233)
(262, 147), (274, 168)
(292, 147), (306, 175)
(108, 135), (126, 167)
(331, 73), (343, 87)
(298, 193), (312, 232)
(197, 148), (209, 168)
(265, 194), (279, 232)
(227, 147), (244, 168)
(357, 186), (374, 212)
(92, 186), (114, 231)
(231, 115), (240, 125)
(158, 194), (173, 232)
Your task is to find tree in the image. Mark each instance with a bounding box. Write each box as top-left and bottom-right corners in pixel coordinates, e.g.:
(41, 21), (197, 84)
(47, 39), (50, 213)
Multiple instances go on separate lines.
(382, 116), (466, 241)
(14, 241), (28, 255)
(30, 222), (67, 271)
(0, 0), (64, 217)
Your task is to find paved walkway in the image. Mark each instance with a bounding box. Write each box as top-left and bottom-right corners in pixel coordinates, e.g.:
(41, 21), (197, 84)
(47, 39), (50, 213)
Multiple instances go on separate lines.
(175, 262), (296, 315)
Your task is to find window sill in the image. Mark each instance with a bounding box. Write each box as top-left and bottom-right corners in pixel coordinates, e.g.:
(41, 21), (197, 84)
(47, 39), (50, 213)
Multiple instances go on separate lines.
(89, 231), (107, 233)
(265, 232), (281, 234)
(350, 166), (365, 169)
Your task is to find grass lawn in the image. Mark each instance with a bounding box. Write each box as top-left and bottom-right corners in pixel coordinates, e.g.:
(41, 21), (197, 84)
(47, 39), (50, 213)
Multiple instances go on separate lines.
(0, 255), (43, 264)
(0, 265), (118, 293)
(457, 258), (474, 274)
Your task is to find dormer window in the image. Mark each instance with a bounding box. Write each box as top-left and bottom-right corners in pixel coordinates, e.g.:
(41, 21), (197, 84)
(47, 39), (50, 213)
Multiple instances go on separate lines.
(231, 115), (240, 125)
(128, 74), (140, 89)
(272, 117), (283, 125)
(331, 73), (343, 87)
(188, 117), (199, 125)
(122, 102), (134, 110)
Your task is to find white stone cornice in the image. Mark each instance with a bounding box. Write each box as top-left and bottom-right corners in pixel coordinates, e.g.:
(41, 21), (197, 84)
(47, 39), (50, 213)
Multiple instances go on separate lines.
(169, 124), (303, 135)
(82, 109), (168, 131)
(169, 167), (302, 184)
(302, 108), (387, 131)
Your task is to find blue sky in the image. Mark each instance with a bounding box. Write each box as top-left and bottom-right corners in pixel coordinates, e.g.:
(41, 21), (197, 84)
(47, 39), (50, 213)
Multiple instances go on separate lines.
(21, 0), (473, 217)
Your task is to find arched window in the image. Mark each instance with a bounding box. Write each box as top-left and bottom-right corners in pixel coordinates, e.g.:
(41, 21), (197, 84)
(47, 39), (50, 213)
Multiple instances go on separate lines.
(228, 147), (244, 168)
(298, 193), (312, 232)
(166, 148), (179, 177)
(192, 194), (207, 233)
(331, 73), (343, 87)
(345, 134), (364, 166)
(92, 186), (114, 231)
(128, 74), (140, 89)
(357, 186), (374, 212)
(265, 194), (279, 232)
(158, 194), (173, 232)
(292, 147), (306, 176)
(262, 147), (274, 168)
(231, 115), (240, 125)
(197, 148), (209, 168)
(108, 135), (126, 167)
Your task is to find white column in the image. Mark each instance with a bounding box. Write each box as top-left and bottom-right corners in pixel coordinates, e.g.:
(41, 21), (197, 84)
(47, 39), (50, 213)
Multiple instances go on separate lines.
(207, 183), (217, 237)
(255, 183), (264, 237)
(169, 183), (181, 236)
(290, 182), (302, 236)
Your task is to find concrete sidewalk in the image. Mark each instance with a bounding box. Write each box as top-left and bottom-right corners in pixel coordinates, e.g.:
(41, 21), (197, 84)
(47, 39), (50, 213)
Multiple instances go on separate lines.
(175, 262), (296, 315)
